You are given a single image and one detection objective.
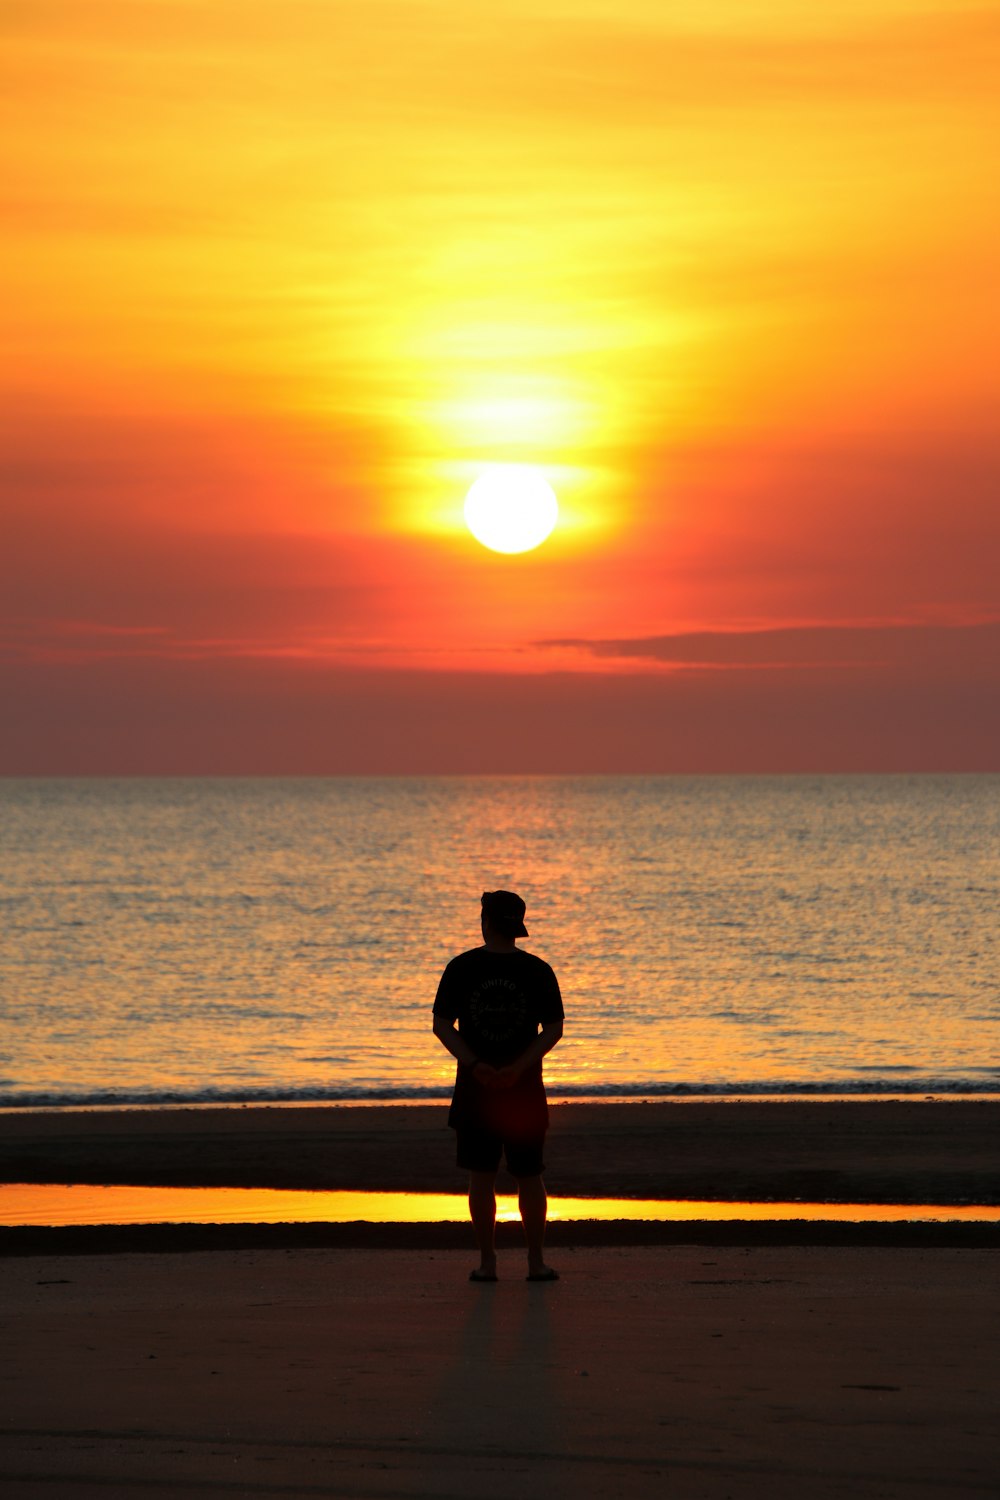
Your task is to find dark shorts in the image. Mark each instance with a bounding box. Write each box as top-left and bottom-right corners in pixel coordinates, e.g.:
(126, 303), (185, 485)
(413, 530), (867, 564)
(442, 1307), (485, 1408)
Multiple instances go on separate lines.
(456, 1126), (545, 1178)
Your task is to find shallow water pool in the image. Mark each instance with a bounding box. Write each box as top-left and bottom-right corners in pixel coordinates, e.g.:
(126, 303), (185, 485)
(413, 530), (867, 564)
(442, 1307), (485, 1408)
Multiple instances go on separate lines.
(2, 1184), (998, 1229)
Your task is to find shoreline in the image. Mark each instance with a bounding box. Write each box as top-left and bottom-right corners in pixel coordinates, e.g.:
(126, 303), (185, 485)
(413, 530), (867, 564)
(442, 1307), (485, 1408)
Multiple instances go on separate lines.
(4, 1088), (998, 1113)
(3, 1098), (998, 1207)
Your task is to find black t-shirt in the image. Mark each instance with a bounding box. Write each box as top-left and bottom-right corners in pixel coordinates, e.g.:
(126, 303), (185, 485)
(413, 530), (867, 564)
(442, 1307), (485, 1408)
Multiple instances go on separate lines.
(433, 946), (564, 1138)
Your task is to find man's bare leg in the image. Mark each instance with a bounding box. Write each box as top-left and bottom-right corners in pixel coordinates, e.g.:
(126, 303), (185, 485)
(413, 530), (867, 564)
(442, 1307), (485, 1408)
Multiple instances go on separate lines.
(468, 1171), (498, 1277)
(518, 1174), (556, 1278)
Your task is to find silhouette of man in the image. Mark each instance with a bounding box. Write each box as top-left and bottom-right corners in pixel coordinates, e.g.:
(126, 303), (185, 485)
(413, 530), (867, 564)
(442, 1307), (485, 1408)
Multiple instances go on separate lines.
(433, 890), (564, 1282)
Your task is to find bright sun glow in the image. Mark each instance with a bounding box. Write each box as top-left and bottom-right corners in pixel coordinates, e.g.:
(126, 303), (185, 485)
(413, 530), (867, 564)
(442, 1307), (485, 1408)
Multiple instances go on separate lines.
(463, 466), (559, 554)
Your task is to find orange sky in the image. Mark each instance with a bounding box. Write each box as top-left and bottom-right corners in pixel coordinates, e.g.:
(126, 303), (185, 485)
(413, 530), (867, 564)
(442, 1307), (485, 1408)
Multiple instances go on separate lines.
(3, 1), (998, 771)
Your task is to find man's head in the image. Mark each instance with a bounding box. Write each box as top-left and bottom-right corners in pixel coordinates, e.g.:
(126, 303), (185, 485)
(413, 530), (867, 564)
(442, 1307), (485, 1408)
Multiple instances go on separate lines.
(480, 889), (529, 940)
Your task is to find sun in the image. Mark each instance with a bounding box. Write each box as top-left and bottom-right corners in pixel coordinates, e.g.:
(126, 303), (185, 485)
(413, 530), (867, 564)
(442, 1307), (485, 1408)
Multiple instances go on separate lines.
(463, 466), (559, 554)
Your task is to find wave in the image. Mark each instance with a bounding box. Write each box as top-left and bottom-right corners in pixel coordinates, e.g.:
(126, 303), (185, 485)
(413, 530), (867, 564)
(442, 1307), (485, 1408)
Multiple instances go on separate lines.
(3, 1078), (999, 1110)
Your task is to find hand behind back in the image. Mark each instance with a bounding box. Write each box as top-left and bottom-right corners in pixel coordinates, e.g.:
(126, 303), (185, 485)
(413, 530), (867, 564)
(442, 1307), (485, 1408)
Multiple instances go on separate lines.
(472, 1061), (519, 1090)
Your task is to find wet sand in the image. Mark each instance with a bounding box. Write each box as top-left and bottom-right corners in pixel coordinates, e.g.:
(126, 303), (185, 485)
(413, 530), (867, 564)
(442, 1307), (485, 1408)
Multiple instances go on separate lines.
(3, 1098), (999, 1205)
(1, 1243), (996, 1499)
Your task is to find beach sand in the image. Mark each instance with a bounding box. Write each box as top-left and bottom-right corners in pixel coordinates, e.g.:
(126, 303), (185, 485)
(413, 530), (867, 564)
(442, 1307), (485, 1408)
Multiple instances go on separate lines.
(2, 1101), (998, 1496)
(1, 1243), (997, 1498)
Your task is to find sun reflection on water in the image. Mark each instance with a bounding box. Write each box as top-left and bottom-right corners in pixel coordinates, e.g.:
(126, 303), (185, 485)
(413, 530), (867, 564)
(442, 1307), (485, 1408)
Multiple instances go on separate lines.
(2, 1184), (997, 1229)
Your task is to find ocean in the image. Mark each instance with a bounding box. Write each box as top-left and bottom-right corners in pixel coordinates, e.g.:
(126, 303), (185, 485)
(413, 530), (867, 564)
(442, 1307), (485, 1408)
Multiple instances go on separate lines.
(1, 776), (997, 1108)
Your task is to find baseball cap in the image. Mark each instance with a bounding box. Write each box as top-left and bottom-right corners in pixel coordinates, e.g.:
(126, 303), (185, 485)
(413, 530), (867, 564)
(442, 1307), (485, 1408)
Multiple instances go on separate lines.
(481, 889), (529, 938)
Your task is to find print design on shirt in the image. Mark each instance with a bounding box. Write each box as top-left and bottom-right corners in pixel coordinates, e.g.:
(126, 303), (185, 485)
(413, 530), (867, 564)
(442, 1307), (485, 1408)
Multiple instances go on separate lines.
(468, 975), (529, 1047)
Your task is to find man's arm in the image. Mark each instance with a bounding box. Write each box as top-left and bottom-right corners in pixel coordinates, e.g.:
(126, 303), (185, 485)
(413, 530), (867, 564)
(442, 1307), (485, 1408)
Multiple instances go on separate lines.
(491, 1019), (563, 1088)
(432, 1013), (497, 1085)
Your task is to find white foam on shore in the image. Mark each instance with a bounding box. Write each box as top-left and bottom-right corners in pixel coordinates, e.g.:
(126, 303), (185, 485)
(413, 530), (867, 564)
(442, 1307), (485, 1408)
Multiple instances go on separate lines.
(3, 1089), (999, 1116)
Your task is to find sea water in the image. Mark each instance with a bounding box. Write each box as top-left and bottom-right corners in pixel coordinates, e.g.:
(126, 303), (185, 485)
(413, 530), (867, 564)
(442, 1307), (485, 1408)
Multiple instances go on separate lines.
(0, 776), (997, 1107)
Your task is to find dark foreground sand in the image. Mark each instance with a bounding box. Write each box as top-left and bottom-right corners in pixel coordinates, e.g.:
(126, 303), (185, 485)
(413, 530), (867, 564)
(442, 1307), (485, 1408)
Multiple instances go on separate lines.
(2, 1102), (998, 1497)
(4, 1098), (999, 1203)
(1, 1243), (997, 1499)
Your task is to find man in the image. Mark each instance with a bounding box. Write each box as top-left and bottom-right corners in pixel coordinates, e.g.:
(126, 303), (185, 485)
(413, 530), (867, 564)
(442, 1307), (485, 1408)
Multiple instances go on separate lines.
(432, 890), (564, 1283)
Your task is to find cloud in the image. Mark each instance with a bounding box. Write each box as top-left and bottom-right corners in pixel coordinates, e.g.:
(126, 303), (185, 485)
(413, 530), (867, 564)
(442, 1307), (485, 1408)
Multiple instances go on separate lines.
(538, 620), (1000, 673)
